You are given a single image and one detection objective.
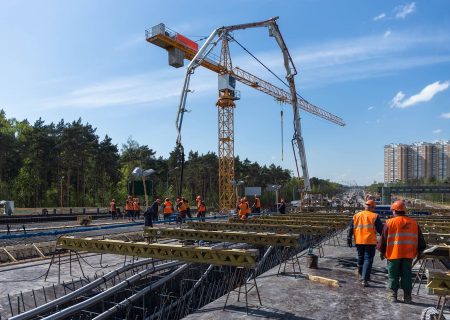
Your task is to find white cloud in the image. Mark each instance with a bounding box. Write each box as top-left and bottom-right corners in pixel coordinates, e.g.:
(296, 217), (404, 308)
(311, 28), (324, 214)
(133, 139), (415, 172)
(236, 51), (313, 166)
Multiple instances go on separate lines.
(368, 106), (375, 111)
(373, 13), (386, 21)
(442, 112), (450, 119)
(390, 81), (450, 108)
(383, 29), (391, 38)
(433, 129), (442, 134)
(395, 2), (416, 19)
(390, 91), (406, 108)
(41, 71), (216, 109)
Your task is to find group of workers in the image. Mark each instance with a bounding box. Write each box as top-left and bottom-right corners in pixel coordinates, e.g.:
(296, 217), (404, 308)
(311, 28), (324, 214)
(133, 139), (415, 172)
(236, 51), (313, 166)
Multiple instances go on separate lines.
(109, 197), (141, 221)
(142, 195), (207, 227)
(236, 195), (262, 220)
(347, 198), (426, 303)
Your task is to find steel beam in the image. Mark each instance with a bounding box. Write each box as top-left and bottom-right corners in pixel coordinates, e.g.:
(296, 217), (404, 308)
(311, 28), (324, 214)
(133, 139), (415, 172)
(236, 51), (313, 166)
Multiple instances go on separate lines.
(229, 217), (348, 227)
(56, 236), (258, 268)
(422, 233), (450, 245)
(187, 221), (333, 235)
(144, 227), (300, 247)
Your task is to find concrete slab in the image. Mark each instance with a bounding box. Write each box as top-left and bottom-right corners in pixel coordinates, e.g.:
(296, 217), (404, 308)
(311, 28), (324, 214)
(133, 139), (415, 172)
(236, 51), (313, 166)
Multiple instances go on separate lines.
(183, 238), (445, 320)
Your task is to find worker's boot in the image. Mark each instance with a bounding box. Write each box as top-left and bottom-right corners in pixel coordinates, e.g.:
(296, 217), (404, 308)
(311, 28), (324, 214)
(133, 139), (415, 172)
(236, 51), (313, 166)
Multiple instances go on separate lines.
(388, 289), (398, 303)
(404, 290), (412, 304)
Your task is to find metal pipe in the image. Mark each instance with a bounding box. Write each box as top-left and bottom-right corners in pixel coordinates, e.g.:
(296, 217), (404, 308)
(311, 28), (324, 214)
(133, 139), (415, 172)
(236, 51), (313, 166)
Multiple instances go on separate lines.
(148, 264), (214, 320)
(10, 258), (157, 320)
(93, 264), (189, 320)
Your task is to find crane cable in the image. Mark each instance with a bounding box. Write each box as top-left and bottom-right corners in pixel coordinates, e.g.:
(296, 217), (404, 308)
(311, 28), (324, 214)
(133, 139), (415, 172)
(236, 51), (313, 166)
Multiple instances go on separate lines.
(281, 108), (284, 161)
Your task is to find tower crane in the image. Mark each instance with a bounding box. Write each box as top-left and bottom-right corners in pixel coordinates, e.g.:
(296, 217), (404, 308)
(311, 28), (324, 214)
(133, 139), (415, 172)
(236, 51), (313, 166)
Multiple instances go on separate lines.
(146, 17), (345, 212)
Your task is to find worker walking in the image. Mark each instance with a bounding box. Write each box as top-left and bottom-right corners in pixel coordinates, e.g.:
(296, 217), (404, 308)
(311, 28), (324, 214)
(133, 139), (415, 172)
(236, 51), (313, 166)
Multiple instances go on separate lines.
(278, 199), (286, 214)
(176, 197), (187, 226)
(377, 200), (426, 303)
(347, 199), (383, 287)
(133, 198), (140, 219)
(163, 198), (173, 224)
(183, 197), (191, 219)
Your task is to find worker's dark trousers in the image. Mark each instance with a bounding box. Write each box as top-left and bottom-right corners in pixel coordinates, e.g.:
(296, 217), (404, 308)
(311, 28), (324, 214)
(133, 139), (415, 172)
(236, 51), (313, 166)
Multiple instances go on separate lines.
(144, 214), (153, 227)
(355, 244), (376, 281)
(387, 259), (413, 291)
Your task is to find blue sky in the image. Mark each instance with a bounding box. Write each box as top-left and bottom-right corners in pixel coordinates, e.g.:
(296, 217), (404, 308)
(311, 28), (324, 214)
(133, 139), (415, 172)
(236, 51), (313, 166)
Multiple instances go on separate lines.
(1, 0), (449, 185)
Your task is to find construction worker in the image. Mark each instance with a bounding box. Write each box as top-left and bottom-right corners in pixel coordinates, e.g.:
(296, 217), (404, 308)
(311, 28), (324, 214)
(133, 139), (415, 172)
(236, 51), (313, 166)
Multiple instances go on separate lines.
(278, 199), (286, 214)
(347, 199), (383, 287)
(133, 198), (140, 219)
(125, 195), (134, 221)
(144, 198), (160, 227)
(110, 199), (117, 220)
(176, 197), (187, 225)
(163, 198), (173, 224)
(377, 200), (426, 303)
(243, 197), (251, 216)
(197, 200), (207, 222)
(253, 195), (261, 214)
(183, 197), (191, 218)
(237, 198), (249, 220)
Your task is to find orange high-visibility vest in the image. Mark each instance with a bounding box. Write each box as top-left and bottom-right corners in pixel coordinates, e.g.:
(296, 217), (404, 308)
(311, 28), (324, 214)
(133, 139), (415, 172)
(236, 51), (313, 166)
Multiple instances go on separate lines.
(125, 200), (133, 211)
(198, 203), (206, 212)
(386, 216), (419, 260)
(133, 201), (140, 211)
(245, 201), (251, 214)
(255, 198), (261, 208)
(178, 201), (187, 212)
(163, 201), (173, 214)
(353, 210), (378, 245)
(239, 203), (248, 216)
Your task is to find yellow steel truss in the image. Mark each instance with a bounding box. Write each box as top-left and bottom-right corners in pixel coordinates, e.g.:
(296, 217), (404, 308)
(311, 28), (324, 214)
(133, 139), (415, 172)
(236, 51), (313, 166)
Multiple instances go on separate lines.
(143, 227), (300, 247)
(187, 221), (334, 235)
(229, 217), (348, 228)
(57, 236), (258, 268)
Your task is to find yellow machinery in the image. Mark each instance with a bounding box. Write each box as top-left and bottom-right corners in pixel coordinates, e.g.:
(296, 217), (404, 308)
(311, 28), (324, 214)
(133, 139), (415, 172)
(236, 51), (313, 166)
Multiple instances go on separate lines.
(146, 18), (345, 211)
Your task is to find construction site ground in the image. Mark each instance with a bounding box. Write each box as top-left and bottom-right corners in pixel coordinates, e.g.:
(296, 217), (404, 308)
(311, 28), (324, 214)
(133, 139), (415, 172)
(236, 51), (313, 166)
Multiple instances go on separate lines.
(183, 236), (444, 320)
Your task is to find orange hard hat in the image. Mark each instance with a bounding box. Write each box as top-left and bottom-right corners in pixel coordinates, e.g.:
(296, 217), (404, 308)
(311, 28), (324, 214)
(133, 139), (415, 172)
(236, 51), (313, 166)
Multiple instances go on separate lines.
(365, 200), (376, 207)
(391, 200), (406, 212)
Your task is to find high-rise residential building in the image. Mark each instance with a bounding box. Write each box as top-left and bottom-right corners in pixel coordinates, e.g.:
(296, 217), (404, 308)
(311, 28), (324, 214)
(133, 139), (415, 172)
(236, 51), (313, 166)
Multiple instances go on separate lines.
(384, 141), (450, 183)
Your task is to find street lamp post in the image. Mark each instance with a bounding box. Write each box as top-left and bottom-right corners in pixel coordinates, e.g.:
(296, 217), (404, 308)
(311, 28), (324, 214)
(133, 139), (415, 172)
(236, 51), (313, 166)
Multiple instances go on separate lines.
(60, 176), (65, 213)
(271, 184), (282, 212)
(230, 180), (245, 208)
(132, 167), (156, 208)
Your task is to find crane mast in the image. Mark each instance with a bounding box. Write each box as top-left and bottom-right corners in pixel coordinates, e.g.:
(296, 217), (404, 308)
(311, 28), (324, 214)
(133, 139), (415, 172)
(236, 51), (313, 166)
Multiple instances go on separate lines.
(146, 17), (345, 211)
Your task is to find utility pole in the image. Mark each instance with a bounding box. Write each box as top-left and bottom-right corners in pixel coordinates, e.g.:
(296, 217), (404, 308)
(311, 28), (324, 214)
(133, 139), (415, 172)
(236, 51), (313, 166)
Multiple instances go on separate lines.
(60, 176), (64, 213)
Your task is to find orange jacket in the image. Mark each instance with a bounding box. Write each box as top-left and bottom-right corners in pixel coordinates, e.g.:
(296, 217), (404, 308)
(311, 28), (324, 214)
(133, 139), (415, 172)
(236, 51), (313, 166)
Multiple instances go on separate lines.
(353, 210), (379, 245)
(198, 202), (206, 212)
(254, 198), (261, 208)
(125, 200), (133, 211)
(238, 203), (249, 216)
(178, 201), (187, 212)
(133, 201), (140, 211)
(163, 201), (173, 214)
(385, 216), (419, 259)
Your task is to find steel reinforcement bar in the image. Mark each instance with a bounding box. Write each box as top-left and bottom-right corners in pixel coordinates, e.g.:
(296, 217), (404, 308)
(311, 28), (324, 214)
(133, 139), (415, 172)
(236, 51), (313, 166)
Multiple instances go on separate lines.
(56, 236), (258, 268)
(143, 227), (300, 247)
(186, 221), (334, 235)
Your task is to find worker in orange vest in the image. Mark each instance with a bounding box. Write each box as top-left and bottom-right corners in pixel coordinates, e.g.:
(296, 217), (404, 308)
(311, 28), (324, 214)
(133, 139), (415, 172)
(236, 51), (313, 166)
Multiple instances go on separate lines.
(347, 199), (383, 287)
(110, 199), (117, 220)
(125, 195), (134, 222)
(253, 195), (261, 213)
(197, 200), (207, 222)
(237, 198), (249, 220)
(377, 200), (426, 303)
(176, 197), (187, 225)
(133, 198), (140, 220)
(162, 198), (173, 224)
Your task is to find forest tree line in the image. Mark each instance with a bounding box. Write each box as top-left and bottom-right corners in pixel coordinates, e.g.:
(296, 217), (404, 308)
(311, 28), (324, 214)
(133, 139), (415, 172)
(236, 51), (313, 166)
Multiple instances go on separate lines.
(0, 111), (343, 208)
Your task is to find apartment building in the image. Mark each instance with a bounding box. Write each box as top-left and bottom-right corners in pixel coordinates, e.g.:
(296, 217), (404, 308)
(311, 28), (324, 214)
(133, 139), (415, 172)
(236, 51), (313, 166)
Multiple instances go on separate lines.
(384, 141), (450, 183)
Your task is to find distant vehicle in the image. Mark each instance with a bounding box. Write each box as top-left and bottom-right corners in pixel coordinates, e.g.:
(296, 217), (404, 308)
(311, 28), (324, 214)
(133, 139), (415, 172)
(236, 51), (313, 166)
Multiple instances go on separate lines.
(0, 200), (14, 216)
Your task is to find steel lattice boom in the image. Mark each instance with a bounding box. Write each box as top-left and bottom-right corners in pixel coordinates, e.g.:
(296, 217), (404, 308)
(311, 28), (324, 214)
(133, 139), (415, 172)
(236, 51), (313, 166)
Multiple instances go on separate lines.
(186, 221), (335, 235)
(143, 227), (300, 247)
(57, 236), (258, 268)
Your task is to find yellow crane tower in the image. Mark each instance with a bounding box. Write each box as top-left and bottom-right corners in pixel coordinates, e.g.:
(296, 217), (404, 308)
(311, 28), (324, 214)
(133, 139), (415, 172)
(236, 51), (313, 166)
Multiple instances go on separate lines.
(146, 17), (345, 212)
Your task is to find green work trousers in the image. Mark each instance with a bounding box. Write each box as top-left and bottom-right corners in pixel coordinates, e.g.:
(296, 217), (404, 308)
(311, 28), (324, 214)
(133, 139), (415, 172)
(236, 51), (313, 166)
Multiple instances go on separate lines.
(387, 258), (413, 291)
